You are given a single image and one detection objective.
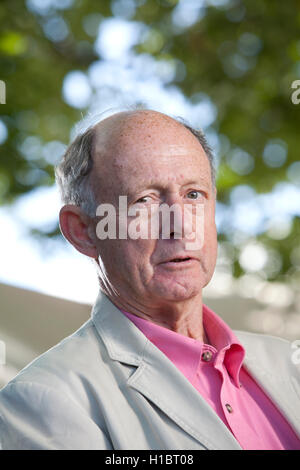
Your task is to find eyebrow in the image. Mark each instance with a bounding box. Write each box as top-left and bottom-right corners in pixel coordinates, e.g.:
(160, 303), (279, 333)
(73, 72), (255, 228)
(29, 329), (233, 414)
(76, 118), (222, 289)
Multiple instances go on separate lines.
(126, 178), (211, 196)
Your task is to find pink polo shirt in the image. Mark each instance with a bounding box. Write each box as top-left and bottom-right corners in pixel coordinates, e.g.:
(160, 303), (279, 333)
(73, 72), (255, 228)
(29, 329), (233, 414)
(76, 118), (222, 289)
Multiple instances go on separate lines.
(121, 305), (300, 450)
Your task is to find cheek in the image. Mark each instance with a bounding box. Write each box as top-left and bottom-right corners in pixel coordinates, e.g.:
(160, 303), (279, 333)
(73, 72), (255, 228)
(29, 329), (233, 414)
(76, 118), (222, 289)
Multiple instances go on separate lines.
(106, 238), (156, 274)
(125, 239), (159, 287)
(125, 238), (156, 266)
(203, 217), (217, 256)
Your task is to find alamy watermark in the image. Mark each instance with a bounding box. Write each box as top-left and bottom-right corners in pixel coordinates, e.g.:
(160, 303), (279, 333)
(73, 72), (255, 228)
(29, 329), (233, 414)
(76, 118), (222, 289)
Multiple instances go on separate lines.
(0, 80), (5, 104)
(291, 339), (300, 365)
(95, 196), (205, 251)
(291, 80), (300, 105)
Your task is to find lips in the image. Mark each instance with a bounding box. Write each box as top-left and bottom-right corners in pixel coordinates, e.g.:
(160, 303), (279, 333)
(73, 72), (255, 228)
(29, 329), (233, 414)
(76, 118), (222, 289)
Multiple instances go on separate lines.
(169, 257), (191, 263)
(157, 255), (198, 270)
(159, 254), (198, 264)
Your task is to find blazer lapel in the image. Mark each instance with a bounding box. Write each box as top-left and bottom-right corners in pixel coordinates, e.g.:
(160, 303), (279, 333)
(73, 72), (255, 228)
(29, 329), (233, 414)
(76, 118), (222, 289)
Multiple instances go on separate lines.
(92, 293), (242, 450)
(127, 339), (242, 449)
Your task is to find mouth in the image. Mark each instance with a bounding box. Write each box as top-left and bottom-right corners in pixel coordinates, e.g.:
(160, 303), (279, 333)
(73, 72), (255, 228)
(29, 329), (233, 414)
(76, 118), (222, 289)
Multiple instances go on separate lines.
(169, 257), (192, 263)
(158, 255), (198, 268)
(159, 256), (199, 272)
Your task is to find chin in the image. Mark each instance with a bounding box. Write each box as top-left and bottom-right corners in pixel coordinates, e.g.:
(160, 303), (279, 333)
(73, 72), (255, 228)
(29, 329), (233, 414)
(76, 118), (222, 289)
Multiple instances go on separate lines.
(151, 278), (201, 303)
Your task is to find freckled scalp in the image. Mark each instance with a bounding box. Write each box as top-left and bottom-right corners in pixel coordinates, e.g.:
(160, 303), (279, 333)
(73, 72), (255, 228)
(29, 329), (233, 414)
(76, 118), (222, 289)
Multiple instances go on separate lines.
(93, 110), (207, 164)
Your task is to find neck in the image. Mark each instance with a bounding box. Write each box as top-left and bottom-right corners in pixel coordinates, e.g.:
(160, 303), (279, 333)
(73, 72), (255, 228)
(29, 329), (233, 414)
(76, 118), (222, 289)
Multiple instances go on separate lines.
(106, 291), (208, 343)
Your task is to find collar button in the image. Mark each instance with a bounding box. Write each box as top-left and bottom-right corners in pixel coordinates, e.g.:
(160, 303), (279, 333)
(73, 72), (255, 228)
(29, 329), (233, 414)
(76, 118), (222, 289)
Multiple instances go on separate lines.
(201, 350), (213, 362)
(225, 403), (233, 413)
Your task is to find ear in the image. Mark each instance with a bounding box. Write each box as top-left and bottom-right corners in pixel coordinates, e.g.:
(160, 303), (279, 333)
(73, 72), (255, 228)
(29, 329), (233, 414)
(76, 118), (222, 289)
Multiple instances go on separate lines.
(59, 204), (98, 259)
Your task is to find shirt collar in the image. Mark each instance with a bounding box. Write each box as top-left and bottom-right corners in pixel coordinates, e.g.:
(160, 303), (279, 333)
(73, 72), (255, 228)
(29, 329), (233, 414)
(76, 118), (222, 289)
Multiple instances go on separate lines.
(121, 304), (245, 387)
(203, 303), (245, 385)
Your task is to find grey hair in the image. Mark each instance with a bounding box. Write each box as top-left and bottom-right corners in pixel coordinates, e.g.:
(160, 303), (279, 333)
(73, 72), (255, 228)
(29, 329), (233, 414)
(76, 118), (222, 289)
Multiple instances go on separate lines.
(55, 112), (216, 217)
(55, 126), (97, 216)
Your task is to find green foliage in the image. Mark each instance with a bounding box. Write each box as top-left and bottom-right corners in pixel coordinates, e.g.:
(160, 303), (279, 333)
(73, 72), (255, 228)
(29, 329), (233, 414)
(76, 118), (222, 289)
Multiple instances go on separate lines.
(0, 0), (299, 284)
(0, 0), (107, 202)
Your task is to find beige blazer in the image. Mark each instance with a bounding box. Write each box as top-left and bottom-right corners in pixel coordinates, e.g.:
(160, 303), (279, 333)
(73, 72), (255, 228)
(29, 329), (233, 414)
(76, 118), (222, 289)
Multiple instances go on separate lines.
(0, 293), (299, 450)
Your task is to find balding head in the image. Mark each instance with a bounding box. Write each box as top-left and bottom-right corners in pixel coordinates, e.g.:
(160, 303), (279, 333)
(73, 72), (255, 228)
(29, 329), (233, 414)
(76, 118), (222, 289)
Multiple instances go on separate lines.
(93, 110), (198, 161)
(55, 109), (215, 216)
(93, 110), (187, 151)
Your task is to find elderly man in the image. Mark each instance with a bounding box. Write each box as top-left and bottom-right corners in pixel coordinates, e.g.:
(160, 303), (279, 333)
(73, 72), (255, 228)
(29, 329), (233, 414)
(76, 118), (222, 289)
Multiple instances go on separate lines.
(0, 109), (299, 450)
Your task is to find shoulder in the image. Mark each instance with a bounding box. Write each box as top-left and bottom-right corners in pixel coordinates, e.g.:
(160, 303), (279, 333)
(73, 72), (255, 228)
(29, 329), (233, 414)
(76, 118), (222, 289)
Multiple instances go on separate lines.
(0, 317), (109, 396)
(235, 329), (292, 350)
(234, 329), (300, 377)
(0, 319), (116, 449)
(234, 329), (293, 359)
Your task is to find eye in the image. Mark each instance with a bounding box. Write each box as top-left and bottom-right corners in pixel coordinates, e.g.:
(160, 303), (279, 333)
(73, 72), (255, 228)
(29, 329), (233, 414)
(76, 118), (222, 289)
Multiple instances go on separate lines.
(135, 196), (151, 204)
(186, 190), (204, 200)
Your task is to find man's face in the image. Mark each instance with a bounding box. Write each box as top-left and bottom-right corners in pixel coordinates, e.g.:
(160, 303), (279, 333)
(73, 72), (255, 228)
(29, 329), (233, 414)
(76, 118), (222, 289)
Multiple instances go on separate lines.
(92, 111), (217, 308)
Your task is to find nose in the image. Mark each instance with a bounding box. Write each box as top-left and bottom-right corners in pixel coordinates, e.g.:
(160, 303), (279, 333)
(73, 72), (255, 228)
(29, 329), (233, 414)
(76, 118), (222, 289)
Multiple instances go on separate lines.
(167, 202), (185, 240)
(159, 196), (195, 242)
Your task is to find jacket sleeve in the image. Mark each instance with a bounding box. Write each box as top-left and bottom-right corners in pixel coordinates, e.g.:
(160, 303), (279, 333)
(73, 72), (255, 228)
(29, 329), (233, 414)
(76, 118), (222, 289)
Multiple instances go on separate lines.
(0, 381), (113, 450)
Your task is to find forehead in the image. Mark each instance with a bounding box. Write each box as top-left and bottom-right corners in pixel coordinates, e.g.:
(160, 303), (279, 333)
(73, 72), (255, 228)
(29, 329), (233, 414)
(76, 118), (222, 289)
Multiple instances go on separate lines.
(92, 111), (211, 195)
(94, 111), (200, 152)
